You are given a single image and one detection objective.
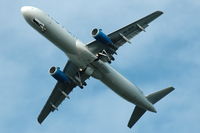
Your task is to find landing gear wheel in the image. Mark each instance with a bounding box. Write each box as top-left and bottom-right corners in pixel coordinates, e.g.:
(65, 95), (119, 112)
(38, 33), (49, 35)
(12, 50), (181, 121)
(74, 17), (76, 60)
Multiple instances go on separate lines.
(79, 86), (84, 89)
(83, 82), (87, 86)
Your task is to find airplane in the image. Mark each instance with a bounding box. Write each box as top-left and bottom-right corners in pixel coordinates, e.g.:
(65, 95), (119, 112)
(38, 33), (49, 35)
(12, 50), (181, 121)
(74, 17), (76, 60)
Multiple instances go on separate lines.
(21, 6), (175, 128)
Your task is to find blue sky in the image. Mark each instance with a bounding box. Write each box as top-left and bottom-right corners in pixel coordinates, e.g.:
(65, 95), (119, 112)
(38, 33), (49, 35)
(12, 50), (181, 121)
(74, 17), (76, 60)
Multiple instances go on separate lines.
(0, 0), (200, 132)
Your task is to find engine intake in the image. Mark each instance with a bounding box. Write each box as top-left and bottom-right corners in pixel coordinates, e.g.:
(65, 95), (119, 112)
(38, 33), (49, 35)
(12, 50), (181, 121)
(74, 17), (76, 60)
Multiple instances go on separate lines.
(92, 28), (113, 45)
(49, 66), (72, 83)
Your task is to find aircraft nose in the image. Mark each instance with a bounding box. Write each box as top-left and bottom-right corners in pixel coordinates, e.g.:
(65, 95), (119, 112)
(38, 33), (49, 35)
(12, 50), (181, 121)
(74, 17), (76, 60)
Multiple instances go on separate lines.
(21, 6), (34, 18)
(21, 6), (29, 14)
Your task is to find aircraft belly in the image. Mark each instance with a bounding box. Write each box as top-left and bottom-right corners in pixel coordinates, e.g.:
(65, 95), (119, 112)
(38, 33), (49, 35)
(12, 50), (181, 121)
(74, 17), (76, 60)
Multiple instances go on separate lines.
(22, 6), (98, 70)
(22, 7), (171, 126)
(41, 20), (78, 55)
(99, 64), (148, 106)
(23, 7), (77, 54)
(67, 41), (97, 69)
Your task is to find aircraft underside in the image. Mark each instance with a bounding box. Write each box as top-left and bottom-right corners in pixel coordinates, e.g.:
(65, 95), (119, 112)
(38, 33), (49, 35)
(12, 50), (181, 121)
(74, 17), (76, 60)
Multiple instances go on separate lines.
(21, 6), (174, 128)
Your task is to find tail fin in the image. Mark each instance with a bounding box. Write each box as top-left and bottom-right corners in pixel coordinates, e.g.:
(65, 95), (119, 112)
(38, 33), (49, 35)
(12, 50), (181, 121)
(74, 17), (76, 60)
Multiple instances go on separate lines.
(128, 87), (175, 128)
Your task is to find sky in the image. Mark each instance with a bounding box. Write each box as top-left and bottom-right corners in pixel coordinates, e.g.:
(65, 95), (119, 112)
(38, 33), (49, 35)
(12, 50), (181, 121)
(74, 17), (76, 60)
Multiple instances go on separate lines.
(0, 0), (200, 133)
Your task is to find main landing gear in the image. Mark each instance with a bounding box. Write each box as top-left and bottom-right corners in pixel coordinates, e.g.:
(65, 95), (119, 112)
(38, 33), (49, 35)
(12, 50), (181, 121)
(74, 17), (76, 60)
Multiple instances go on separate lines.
(95, 49), (115, 64)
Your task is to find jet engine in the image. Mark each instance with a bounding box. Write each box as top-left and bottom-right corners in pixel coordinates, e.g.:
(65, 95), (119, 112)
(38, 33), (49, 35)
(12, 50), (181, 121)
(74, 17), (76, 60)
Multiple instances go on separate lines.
(49, 66), (72, 83)
(92, 28), (113, 45)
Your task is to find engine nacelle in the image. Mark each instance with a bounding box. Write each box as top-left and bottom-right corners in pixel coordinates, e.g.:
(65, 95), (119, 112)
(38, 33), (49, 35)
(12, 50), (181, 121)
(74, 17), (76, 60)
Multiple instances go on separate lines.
(49, 66), (72, 83)
(92, 28), (113, 45)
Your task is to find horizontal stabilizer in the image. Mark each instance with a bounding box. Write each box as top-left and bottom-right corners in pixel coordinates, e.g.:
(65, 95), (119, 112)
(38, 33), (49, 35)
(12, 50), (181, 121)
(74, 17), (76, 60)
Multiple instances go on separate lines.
(128, 106), (146, 128)
(128, 87), (175, 128)
(146, 87), (175, 104)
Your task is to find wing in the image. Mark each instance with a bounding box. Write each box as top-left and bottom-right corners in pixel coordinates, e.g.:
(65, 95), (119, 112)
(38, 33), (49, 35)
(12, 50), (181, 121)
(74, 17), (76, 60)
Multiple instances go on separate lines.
(37, 61), (90, 124)
(87, 11), (163, 58)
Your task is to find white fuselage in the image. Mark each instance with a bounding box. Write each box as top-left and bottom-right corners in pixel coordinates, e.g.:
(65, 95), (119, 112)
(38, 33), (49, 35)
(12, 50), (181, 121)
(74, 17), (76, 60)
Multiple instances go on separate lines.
(21, 6), (156, 112)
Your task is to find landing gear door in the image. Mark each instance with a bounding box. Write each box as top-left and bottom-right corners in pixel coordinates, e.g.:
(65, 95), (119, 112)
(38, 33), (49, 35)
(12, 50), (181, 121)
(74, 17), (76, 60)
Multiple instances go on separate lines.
(32, 18), (46, 32)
